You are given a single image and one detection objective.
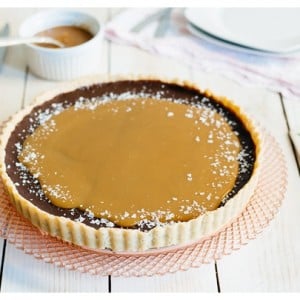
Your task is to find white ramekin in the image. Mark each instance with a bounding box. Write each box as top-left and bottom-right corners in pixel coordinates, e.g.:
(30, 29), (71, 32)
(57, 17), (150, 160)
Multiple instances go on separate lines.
(19, 9), (102, 81)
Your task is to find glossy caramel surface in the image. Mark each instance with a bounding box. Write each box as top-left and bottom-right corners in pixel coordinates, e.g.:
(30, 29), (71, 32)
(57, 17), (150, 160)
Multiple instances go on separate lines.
(19, 98), (240, 227)
(35, 25), (93, 48)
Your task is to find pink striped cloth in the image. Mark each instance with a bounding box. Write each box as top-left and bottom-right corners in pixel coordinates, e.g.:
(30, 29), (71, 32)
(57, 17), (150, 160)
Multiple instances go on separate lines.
(104, 8), (300, 100)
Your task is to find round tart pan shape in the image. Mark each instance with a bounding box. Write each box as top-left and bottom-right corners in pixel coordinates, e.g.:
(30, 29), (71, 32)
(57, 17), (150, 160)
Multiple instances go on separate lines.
(0, 75), (262, 252)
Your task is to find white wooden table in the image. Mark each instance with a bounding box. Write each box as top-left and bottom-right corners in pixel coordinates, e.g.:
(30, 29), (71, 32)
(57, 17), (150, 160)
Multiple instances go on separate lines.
(0, 8), (299, 292)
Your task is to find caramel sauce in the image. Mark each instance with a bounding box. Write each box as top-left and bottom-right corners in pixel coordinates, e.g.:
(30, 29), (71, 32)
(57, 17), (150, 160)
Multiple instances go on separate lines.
(34, 25), (93, 48)
(18, 98), (240, 227)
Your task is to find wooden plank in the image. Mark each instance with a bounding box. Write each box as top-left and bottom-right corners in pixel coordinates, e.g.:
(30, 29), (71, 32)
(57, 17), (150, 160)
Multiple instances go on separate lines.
(0, 7), (36, 291)
(0, 8), (110, 292)
(282, 98), (300, 132)
(110, 43), (192, 78)
(0, 8), (35, 120)
(111, 266), (218, 292)
(1, 246), (108, 292)
(191, 70), (300, 291)
(282, 98), (300, 168)
(0, 239), (4, 281)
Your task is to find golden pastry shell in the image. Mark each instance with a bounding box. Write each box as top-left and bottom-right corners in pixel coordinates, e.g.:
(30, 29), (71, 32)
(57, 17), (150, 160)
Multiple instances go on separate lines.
(0, 74), (262, 252)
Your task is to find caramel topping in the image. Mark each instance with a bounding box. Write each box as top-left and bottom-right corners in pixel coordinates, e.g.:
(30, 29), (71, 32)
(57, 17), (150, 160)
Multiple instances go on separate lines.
(35, 25), (93, 48)
(18, 98), (240, 227)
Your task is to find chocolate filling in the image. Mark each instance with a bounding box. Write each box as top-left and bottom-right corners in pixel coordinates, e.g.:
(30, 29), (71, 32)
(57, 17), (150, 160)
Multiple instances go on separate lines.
(4, 80), (256, 231)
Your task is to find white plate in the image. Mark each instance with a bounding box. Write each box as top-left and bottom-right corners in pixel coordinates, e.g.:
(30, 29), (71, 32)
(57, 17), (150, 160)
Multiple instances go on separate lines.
(187, 23), (291, 57)
(184, 8), (300, 53)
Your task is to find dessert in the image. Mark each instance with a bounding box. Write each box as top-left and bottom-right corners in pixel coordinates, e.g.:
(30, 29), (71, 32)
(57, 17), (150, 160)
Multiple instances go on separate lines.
(0, 76), (261, 252)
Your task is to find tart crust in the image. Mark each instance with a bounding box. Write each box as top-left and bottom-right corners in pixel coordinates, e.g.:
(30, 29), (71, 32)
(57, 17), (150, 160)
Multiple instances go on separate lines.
(0, 75), (262, 252)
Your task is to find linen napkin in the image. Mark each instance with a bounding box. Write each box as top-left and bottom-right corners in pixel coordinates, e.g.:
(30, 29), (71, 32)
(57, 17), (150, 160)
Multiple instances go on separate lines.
(105, 8), (300, 100)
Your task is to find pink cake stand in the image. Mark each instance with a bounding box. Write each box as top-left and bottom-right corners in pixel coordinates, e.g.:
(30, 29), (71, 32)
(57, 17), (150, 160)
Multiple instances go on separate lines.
(0, 130), (287, 277)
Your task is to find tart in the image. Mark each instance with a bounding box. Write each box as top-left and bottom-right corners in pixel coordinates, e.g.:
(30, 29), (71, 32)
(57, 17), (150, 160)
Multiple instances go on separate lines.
(0, 75), (261, 252)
